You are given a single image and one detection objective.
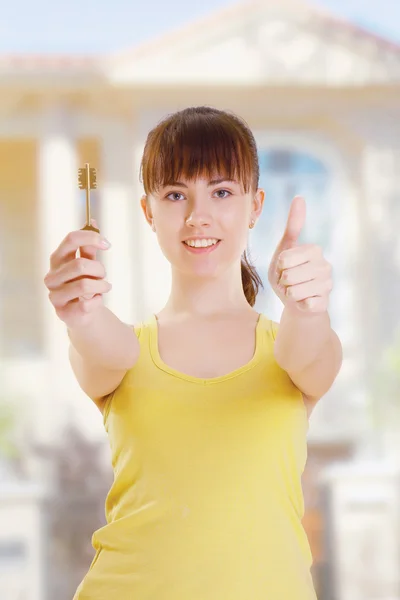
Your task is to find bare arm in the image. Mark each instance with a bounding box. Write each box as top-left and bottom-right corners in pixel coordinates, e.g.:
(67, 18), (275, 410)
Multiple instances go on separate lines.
(69, 345), (131, 412)
(43, 227), (140, 411)
(274, 307), (342, 411)
(67, 305), (139, 370)
(67, 305), (140, 411)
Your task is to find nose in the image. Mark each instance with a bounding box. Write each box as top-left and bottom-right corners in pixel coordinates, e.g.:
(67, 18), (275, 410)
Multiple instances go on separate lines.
(185, 210), (211, 229)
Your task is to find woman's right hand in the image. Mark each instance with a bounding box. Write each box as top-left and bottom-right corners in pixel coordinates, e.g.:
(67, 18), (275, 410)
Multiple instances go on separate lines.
(43, 220), (113, 329)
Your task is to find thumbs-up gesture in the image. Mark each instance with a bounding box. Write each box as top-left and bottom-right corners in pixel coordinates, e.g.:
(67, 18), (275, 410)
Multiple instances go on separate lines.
(267, 196), (333, 315)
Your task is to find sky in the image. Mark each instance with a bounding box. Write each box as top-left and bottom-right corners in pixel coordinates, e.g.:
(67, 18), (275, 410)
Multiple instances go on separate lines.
(0, 0), (399, 55)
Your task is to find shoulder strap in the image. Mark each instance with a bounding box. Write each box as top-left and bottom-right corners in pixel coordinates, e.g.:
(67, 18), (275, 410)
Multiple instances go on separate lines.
(132, 322), (143, 340)
(269, 319), (279, 341)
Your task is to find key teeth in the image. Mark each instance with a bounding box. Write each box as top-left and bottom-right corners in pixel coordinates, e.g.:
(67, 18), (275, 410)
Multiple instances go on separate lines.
(78, 169), (86, 183)
(89, 168), (97, 188)
(78, 163), (99, 229)
(78, 166), (97, 189)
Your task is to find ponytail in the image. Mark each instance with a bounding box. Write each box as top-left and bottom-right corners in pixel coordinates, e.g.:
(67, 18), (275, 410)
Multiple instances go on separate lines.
(241, 249), (263, 307)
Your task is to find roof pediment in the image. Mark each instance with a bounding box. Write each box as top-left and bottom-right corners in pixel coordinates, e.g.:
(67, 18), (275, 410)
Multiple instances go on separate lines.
(106, 0), (400, 86)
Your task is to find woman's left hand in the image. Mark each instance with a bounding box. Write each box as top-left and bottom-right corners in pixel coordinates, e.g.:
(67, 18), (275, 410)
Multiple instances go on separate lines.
(267, 196), (333, 315)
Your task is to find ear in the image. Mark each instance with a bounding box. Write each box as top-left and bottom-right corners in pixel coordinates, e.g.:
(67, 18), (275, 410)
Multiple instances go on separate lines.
(250, 188), (265, 222)
(140, 194), (153, 227)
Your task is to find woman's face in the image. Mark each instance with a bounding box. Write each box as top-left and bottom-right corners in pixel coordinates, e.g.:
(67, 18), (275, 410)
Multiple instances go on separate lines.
(141, 176), (264, 279)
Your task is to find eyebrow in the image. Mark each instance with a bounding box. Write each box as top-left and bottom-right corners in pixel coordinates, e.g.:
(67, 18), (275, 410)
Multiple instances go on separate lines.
(164, 178), (239, 188)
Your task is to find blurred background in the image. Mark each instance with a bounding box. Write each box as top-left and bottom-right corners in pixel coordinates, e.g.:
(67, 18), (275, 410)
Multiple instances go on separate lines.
(1, 0), (400, 598)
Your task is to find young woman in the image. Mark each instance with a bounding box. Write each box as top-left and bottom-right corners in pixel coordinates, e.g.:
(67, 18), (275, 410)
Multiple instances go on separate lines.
(45, 106), (342, 599)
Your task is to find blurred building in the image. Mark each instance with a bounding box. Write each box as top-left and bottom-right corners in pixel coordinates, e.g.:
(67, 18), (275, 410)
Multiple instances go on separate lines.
(1, 0), (400, 596)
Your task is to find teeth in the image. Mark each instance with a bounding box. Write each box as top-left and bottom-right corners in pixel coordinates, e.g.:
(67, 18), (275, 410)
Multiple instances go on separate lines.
(184, 239), (219, 248)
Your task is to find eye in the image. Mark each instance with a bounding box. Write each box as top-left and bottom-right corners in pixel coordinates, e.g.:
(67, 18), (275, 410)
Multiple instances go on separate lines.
(214, 189), (231, 199)
(166, 192), (185, 201)
(165, 188), (232, 201)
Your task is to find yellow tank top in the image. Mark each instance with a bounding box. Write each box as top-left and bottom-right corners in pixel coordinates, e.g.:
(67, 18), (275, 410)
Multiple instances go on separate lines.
(73, 313), (317, 600)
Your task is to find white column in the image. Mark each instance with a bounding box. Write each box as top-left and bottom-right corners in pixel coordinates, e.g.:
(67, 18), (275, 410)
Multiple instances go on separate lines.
(100, 112), (172, 326)
(37, 105), (82, 442)
(134, 110), (172, 320)
(99, 119), (142, 324)
(358, 142), (400, 460)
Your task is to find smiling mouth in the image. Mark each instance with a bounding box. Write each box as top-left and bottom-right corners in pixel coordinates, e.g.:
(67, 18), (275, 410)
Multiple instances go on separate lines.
(182, 240), (222, 253)
(183, 239), (221, 248)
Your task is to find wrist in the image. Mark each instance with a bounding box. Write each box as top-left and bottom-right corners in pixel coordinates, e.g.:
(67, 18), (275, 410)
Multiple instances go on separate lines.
(282, 302), (330, 321)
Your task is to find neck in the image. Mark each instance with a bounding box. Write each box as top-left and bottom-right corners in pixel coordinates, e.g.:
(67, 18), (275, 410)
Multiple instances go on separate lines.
(159, 262), (256, 321)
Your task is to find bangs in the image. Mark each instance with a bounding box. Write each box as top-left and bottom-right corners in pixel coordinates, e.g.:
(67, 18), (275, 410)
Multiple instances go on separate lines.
(140, 111), (255, 195)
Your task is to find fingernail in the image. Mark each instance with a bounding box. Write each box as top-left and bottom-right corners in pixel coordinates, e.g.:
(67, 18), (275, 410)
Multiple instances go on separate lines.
(100, 238), (111, 248)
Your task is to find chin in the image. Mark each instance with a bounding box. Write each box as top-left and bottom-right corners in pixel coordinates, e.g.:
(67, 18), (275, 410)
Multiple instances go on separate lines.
(166, 244), (236, 278)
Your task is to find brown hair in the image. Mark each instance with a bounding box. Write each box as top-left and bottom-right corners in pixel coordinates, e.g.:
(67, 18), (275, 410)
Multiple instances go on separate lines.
(139, 106), (263, 307)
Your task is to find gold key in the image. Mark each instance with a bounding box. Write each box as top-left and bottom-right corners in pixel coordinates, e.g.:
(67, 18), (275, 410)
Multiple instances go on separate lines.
(77, 162), (100, 302)
(78, 162), (100, 233)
